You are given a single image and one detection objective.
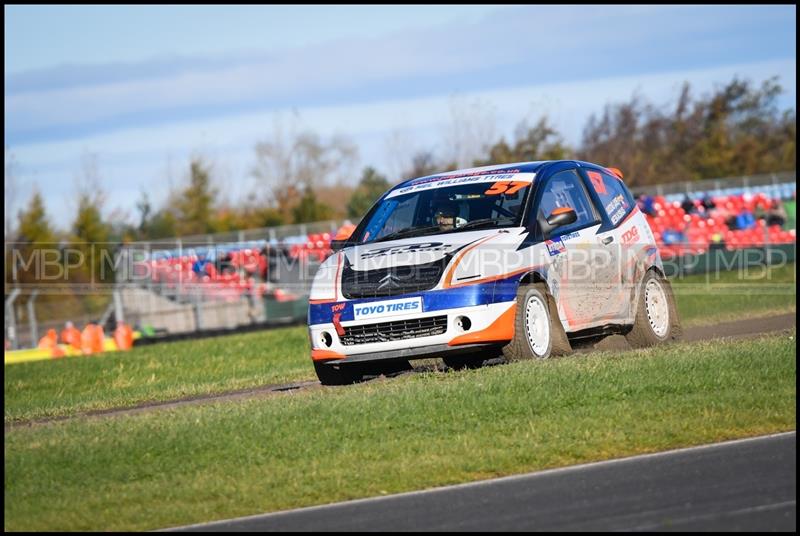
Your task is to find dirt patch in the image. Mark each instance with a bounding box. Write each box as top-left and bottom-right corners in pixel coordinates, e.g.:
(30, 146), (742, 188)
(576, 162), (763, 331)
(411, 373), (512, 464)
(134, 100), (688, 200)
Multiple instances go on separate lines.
(591, 312), (795, 351)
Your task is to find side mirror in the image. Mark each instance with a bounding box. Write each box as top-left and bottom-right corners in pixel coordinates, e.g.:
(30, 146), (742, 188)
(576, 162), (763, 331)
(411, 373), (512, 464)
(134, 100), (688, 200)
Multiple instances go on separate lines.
(546, 207), (577, 229)
(330, 239), (348, 252)
(538, 207), (578, 240)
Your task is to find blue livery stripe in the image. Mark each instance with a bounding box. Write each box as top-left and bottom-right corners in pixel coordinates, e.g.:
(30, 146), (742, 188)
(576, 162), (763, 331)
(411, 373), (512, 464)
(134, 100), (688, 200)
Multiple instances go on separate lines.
(308, 271), (529, 326)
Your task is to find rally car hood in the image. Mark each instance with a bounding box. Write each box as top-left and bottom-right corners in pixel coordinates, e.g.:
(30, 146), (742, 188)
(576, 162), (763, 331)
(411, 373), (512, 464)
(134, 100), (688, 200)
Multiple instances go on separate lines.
(341, 228), (522, 272)
(309, 225), (554, 303)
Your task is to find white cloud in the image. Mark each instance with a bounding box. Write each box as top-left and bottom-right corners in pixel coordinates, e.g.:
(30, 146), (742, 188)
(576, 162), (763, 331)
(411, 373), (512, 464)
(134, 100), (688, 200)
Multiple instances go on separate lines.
(8, 58), (795, 229)
(6, 4), (794, 141)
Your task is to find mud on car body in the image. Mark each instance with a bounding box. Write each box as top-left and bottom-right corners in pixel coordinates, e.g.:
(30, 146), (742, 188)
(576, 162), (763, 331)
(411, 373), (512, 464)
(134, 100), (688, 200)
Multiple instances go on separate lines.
(308, 161), (681, 385)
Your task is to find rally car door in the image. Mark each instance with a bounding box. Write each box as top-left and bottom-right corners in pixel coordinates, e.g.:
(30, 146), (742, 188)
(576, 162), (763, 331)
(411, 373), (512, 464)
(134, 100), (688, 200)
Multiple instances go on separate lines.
(534, 167), (607, 330)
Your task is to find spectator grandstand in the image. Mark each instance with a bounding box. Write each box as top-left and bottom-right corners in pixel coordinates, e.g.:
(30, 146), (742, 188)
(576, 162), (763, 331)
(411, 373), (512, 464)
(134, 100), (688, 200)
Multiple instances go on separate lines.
(637, 178), (796, 259)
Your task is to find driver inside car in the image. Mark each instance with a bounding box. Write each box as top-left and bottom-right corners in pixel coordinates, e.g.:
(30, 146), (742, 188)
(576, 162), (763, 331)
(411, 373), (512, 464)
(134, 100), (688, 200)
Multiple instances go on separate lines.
(433, 201), (466, 231)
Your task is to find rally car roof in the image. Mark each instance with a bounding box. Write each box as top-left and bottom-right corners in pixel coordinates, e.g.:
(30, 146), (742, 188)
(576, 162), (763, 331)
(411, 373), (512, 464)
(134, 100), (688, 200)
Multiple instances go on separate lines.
(393, 161), (551, 191)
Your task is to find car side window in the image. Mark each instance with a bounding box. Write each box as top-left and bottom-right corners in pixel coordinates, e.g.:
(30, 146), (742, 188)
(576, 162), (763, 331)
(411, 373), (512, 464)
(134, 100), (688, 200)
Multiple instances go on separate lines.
(586, 169), (634, 226)
(536, 169), (599, 235)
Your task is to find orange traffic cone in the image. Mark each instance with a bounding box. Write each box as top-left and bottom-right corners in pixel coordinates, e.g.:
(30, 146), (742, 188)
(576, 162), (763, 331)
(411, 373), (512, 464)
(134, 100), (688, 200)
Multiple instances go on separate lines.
(114, 323), (134, 351)
(38, 329), (58, 350)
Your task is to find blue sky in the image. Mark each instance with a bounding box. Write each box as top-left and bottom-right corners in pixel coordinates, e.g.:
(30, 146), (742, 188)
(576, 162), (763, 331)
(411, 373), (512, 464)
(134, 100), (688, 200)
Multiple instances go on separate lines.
(4, 5), (797, 229)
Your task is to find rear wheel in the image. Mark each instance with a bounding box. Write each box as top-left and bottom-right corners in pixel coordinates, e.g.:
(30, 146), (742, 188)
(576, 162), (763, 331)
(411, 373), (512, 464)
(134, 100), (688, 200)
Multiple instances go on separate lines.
(625, 270), (681, 348)
(502, 282), (571, 361)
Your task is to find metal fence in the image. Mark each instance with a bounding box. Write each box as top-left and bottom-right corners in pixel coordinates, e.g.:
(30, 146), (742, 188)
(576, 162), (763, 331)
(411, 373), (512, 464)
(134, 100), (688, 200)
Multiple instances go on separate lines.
(630, 170), (796, 201)
(124, 220), (345, 257)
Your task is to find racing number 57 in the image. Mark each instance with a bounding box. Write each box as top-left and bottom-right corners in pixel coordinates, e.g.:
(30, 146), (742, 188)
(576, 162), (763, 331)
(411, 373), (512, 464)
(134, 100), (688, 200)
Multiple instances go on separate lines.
(485, 181), (528, 195)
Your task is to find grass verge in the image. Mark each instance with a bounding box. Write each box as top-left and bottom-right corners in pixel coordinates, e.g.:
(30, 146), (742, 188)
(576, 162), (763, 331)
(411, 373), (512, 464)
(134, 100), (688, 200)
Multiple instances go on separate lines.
(671, 262), (795, 326)
(4, 263), (795, 423)
(4, 331), (796, 531)
(4, 326), (312, 422)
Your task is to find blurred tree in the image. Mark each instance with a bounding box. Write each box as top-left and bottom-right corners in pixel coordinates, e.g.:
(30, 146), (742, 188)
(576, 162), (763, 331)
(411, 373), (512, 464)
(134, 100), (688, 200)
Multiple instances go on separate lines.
(252, 113), (358, 223)
(348, 167), (390, 219)
(135, 190), (152, 238)
(144, 209), (178, 239)
(382, 128), (417, 184)
(481, 138), (514, 165)
(407, 151), (440, 178)
(5, 147), (19, 239)
(16, 189), (55, 246)
(71, 189), (111, 283)
(7, 189), (90, 327)
(580, 76), (796, 185)
(174, 157), (217, 236)
(476, 116), (573, 167)
(513, 117), (573, 161)
(442, 95), (497, 168)
(68, 157), (114, 315)
(316, 182), (355, 220)
(241, 205), (285, 229)
(292, 187), (334, 223)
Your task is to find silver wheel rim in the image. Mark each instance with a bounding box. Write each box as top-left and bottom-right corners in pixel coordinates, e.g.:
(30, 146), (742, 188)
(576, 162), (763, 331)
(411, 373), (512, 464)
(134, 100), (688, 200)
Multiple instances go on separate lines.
(644, 278), (669, 338)
(525, 295), (550, 357)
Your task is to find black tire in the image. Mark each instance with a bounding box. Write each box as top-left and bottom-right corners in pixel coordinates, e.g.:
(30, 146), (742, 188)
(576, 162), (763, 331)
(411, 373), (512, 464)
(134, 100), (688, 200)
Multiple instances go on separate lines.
(625, 270), (682, 348)
(502, 282), (571, 361)
(314, 361), (364, 386)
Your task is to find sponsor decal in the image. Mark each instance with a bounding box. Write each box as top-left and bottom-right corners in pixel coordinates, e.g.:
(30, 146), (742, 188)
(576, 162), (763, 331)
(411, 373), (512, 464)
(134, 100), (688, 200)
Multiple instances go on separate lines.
(353, 297), (423, 321)
(330, 303), (346, 313)
(610, 207), (626, 225)
(332, 313), (345, 336)
(604, 194), (628, 216)
(360, 241), (456, 260)
(430, 167), (522, 180)
(386, 172), (535, 199)
(559, 231), (580, 241)
(621, 226), (640, 244)
(546, 237), (567, 256)
(587, 170), (607, 194)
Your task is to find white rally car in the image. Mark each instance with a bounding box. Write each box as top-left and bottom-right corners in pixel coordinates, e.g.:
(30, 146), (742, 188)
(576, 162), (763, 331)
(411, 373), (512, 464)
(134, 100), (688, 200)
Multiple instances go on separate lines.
(308, 161), (680, 385)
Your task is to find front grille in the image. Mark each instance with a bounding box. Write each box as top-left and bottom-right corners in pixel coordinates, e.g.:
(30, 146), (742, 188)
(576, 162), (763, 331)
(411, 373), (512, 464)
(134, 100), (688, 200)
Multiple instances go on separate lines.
(340, 315), (448, 346)
(341, 257), (447, 299)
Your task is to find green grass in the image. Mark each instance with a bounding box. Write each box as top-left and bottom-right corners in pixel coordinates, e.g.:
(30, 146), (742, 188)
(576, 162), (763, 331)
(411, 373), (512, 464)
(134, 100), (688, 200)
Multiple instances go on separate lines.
(4, 264), (795, 423)
(4, 331), (795, 531)
(671, 262), (796, 326)
(4, 326), (312, 422)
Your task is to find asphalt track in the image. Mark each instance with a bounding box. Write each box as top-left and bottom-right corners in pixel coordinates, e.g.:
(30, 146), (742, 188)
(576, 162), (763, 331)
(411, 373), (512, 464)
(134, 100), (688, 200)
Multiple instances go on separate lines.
(6, 312), (795, 431)
(167, 432), (796, 532)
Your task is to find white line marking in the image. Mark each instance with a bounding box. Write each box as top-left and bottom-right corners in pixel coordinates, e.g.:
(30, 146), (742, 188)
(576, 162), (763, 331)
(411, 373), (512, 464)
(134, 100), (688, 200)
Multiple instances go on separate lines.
(161, 431), (796, 531)
(628, 500), (797, 531)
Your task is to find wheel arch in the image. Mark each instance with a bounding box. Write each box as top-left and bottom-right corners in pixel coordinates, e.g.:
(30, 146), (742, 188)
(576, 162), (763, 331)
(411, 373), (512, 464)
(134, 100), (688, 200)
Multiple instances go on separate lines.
(518, 269), (550, 290)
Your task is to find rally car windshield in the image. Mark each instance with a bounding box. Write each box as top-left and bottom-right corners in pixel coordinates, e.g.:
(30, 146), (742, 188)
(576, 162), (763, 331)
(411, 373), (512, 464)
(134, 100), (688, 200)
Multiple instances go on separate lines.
(355, 178), (532, 244)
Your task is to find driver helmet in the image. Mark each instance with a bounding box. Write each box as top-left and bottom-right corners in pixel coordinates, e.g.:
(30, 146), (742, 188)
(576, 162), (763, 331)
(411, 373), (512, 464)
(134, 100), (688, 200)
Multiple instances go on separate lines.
(433, 201), (465, 229)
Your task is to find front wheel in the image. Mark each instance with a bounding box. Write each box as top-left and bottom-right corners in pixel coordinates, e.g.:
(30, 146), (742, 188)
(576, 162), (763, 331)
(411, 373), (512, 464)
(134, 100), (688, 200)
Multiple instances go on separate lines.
(625, 270), (682, 348)
(502, 283), (571, 361)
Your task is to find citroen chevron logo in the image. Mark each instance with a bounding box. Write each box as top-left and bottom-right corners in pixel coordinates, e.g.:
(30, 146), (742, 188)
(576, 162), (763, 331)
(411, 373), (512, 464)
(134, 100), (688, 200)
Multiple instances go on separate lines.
(377, 273), (401, 290)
